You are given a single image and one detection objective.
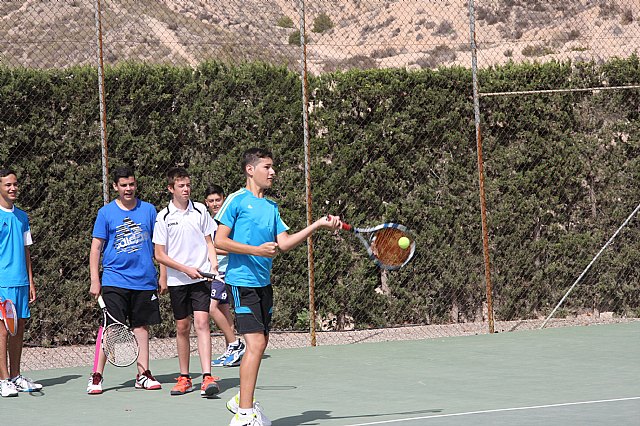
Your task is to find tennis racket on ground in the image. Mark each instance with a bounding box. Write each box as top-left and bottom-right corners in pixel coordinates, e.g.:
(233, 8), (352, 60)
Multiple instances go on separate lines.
(334, 219), (416, 270)
(0, 298), (17, 336)
(96, 295), (139, 367)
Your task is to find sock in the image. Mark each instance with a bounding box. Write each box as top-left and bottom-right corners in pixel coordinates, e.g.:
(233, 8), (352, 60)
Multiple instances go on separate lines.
(202, 373), (211, 378)
(180, 374), (190, 378)
(238, 407), (254, 417)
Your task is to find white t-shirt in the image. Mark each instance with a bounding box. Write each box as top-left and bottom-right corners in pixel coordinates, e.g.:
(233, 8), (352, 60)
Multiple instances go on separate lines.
(153, 200), (214, 286)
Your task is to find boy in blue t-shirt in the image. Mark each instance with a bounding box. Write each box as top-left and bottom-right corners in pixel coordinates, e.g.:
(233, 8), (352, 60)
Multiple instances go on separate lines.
(87, 166), (162, 394)
(0, 169), (42, 397)
(205, 185), (245, 368)
(214, 148), (341, 426)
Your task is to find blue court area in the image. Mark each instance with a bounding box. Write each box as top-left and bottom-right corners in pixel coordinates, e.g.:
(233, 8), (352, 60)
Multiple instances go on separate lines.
(10, 322), (640, 425)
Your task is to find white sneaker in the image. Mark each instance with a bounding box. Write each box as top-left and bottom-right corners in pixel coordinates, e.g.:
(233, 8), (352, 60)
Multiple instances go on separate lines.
(229, 413), (260, 426)
(11, 374), (42, 392)
(227, 393), (272, 426)
(87, 372), (103, 395)
(1, 379), (19, 397)
(135, 370), (162, 390)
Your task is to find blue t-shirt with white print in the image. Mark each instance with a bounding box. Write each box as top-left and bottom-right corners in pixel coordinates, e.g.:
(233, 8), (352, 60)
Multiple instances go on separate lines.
(92, 199), (157, 290)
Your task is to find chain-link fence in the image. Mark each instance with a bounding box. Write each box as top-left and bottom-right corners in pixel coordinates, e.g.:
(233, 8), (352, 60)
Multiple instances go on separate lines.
(1, 0), (639, 372)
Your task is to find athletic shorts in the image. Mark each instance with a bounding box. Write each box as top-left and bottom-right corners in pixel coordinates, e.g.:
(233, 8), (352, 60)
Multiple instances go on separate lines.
(102, 286), (161, 328)
(0, 286), (30, 319)
(210, 275), (229, 304)
(168, 281), (211, 320)
(227, 284), (273, 335)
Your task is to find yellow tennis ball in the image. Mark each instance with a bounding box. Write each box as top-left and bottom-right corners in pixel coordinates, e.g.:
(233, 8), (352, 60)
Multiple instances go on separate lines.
(398, 236), (410, 250)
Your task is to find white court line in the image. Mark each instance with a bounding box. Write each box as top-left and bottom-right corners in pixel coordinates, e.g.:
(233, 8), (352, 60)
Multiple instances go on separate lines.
(345, 396), (640, 426)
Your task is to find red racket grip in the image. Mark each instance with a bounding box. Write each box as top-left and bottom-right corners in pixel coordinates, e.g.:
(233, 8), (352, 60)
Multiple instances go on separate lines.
(327, 215), (352, 231)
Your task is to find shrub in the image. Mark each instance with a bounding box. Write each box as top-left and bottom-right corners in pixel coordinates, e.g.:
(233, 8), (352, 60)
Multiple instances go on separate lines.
(277, 15), (295, 28)
(371, 46), (398, 59)
(621, 8), (633, 25)
(288, 29), (304, 46)
(312, 12), (333, 33)
(4, 57), (640, 345)
(522, 44), (555, 57)
(433, 20), (455, 37)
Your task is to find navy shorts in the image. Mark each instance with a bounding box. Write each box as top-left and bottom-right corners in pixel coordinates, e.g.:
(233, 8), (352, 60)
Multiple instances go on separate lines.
(210, 275), (229, 304)
(227, 284), (273, 335)
(168, 281), (211, 320)
(101, 286), (161, 328)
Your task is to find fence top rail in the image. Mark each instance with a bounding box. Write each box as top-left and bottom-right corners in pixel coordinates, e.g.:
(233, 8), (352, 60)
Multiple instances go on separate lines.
(479, 85), (640, 97)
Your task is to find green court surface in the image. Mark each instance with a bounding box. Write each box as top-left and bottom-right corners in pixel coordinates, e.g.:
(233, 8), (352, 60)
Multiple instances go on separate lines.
(9, 322), (640, 425)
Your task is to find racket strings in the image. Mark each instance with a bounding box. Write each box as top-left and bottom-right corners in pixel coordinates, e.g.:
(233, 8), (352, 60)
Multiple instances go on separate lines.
(103, 324), (138, 366)
(371, 228), (413, 268)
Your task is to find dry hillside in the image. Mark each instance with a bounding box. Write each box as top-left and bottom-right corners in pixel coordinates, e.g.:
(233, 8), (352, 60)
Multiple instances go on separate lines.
(0, 0), (638, 72)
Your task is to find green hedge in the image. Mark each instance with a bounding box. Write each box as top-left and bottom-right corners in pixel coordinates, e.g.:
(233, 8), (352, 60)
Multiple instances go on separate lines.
(1, 57), (639, 346)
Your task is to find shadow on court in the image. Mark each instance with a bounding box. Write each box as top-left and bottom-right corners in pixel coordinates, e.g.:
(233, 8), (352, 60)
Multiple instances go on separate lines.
(33, 374), (82, 387)
(273, 409), (443, 425)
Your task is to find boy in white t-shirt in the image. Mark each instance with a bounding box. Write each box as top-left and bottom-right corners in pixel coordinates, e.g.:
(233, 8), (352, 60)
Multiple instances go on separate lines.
(153, 167), (219, 397)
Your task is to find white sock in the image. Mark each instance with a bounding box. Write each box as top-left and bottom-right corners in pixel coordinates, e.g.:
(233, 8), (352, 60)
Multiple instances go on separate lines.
(238, 407), (254, 417)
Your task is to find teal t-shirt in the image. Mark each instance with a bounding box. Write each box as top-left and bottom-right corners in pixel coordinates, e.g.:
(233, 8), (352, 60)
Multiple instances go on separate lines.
(0, 206), (31, 287)
(215, 189), (288, 287)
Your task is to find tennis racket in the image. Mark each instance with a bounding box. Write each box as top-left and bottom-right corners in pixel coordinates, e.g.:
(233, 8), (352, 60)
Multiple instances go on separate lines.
(198, 271), (222, 281)
(96, 295), (139, 367)
(335, 219), (416, 270)
(0, 298), (17, 336)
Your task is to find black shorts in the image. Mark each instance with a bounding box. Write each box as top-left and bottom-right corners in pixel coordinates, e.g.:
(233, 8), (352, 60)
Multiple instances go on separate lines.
(101, 286), (161, 328)
(210, 275), (229, 304)
(168, 281), (211, 320)
(227, 284), (273, 335)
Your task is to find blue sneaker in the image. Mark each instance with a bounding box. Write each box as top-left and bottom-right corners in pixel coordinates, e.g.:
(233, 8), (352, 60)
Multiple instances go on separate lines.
(213, 340), (244, 367)
(212, 347), (234, 367)
(223, 341), (246, 367)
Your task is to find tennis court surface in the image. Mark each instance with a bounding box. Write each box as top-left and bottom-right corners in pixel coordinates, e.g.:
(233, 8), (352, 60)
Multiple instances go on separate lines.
(11, 322), (639, 425)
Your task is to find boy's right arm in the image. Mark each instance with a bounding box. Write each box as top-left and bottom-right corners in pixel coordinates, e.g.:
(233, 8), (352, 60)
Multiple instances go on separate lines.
(158, 264), (168, 295)
(89, 237), (104, 298)
(214, 224), (278, 258)
(154, 243), (204, 280)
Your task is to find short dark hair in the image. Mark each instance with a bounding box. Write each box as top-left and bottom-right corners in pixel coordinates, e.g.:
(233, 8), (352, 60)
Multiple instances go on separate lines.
(242, 148), (272, 175)
(111, 166), (135, 184)
(205, 184), (225, 198)
(0, 169), (17, 179)
(166, 167), (190, 186)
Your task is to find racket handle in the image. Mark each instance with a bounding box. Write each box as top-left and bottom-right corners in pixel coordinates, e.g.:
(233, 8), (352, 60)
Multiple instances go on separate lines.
(198, 270), (215, 279)
(326, 215), (352, 231)
(97, 295), (106, 309)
